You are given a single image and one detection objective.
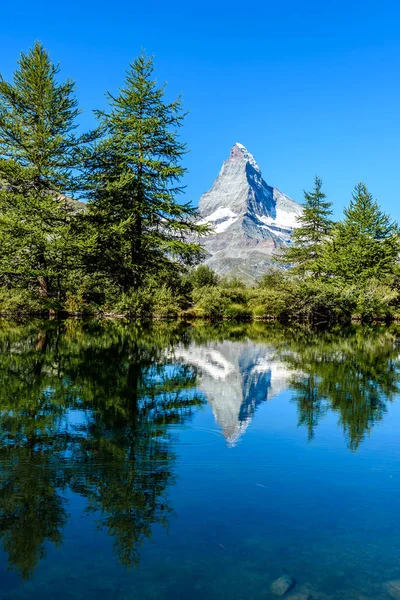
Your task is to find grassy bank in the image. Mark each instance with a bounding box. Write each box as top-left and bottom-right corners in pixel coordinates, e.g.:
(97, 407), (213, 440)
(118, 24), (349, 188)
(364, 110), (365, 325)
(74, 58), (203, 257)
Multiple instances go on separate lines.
(1, 266), (399, 325)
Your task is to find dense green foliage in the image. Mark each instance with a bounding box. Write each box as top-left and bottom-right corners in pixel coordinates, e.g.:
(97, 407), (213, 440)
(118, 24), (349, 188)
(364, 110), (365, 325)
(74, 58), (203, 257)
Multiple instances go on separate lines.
(0, 44), (206, 315)
(0, 43), (400, 323)
(268, 178), (400, 323)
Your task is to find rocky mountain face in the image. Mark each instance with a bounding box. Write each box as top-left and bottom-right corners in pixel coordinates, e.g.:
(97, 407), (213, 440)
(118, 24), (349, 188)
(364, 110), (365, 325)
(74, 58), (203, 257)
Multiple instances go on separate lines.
(172, 340), (291, 446)
(198, 143), (303, 282)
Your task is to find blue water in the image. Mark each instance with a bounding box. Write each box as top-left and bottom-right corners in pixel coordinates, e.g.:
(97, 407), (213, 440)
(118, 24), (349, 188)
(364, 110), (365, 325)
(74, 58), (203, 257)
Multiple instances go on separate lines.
(0, 321), (399, 599)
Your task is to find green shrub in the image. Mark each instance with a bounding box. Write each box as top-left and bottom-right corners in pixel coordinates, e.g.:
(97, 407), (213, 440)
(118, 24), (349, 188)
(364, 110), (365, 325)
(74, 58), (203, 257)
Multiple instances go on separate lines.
(258, 268), (287, 290)
(285, 280), (354, 324)
(112, 284), (184, 319)
(219, 277), (249, 304)
(190, 265), (219, 289)
(192, 286), (229, 320)
(224, 303), (252, 320)
(152, 285), (182, 319)
(114, 289), (154, 318)
(0, 288), (43, 314)
(252, 305), (268, 318)
(353, 279), (398, 320)
(250, 278), (354, 324)
(249, 288), (288, 318)
(64, 292), (95, 314)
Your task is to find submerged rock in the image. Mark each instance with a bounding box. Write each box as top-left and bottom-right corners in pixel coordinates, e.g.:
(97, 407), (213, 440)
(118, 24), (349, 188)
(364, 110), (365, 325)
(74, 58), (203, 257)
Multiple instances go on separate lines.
(271, 573), (296, 596)
(384, 580), (400, 599)
(286, 594), (312, 600)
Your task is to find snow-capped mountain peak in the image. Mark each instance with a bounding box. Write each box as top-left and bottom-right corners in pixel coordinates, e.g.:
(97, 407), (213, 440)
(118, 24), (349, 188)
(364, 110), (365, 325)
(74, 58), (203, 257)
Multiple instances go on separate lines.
(197, 143), (303, 282)
(231, 142), (261, 173)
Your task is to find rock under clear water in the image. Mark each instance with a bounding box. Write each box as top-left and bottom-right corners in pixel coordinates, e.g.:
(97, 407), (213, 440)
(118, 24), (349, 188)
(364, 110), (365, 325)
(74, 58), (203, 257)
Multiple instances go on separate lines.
(384, 580), (400, 599)
(271, 573), (296, 595)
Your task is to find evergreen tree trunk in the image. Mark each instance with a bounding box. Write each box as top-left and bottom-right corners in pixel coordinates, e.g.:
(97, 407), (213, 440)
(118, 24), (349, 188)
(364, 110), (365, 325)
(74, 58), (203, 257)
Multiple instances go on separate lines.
(37, 276), (48, 299)
(131, 205), (143, 290)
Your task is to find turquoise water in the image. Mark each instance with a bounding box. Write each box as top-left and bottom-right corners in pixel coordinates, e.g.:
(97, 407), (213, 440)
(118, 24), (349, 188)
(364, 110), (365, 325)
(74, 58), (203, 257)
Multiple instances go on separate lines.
(0, 320), (400, 599)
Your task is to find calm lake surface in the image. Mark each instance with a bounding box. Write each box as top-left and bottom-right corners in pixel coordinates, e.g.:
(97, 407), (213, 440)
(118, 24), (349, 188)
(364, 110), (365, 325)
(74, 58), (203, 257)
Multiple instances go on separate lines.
(0, 320), (400, 600)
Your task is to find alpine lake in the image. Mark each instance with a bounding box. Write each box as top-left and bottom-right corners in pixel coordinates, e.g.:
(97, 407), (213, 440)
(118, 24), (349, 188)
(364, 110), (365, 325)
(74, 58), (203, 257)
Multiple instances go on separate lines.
(0, 319), (400, 600)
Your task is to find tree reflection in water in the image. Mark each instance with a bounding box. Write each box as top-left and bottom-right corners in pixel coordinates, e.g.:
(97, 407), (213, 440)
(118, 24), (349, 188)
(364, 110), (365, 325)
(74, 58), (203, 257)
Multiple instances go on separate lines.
(277, 326), (400, 451)
(0, 320), (399, 578)
(0, 320), (204, 578)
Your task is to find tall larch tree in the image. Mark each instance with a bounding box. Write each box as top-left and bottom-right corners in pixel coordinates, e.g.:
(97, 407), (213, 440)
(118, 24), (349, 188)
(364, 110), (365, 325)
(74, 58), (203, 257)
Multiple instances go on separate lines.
(324, 183), (399, 283)
(0, 41), (86, 301)
(83, 51), (207, 293)
(280, 176), (333, 276)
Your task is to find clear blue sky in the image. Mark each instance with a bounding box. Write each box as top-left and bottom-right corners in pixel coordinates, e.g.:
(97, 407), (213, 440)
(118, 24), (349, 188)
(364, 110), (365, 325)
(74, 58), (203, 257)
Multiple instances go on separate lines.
(2, 0), (400, 219)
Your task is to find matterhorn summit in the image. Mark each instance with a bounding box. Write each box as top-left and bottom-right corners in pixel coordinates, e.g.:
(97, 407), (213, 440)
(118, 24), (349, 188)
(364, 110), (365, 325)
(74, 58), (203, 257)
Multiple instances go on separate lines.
(198, 143), (302, 281)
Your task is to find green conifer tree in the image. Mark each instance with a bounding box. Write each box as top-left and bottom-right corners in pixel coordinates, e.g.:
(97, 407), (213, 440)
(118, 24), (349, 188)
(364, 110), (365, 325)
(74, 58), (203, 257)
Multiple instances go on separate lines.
(83, 52), (207, 293)
(280, 176), (333, 276)
(0, 42), (85, 301)
(324, 183), (399, 283)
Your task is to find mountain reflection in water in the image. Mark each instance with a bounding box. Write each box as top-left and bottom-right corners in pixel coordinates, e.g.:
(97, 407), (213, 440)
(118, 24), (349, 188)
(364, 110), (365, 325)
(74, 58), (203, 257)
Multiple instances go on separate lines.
(0, 319), (399, 595)
(172, 341), (291, 446)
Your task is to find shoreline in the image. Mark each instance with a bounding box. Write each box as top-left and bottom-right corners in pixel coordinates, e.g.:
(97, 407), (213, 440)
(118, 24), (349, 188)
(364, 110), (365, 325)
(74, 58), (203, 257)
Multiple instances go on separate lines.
(0, 310), (396, 325)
